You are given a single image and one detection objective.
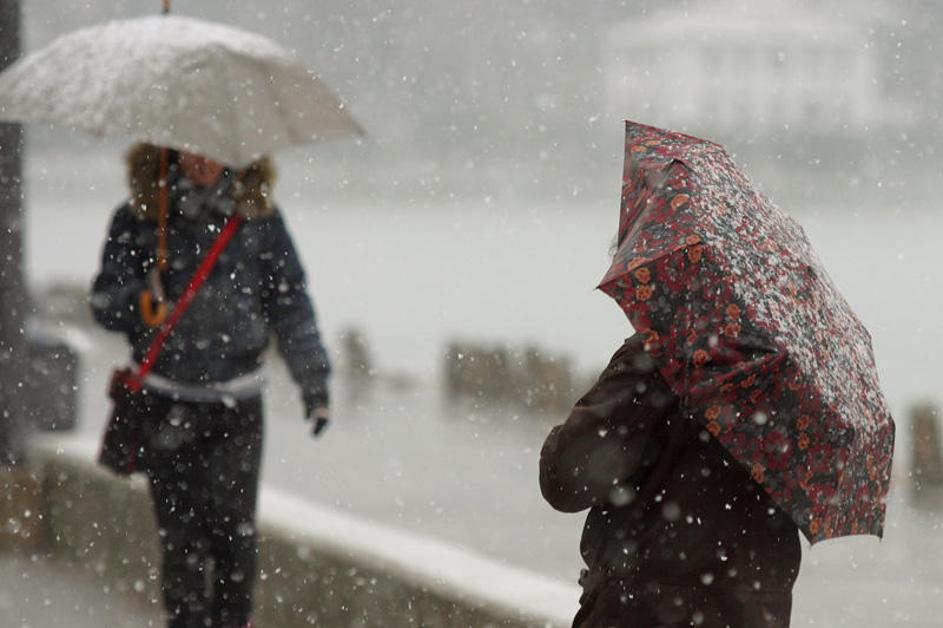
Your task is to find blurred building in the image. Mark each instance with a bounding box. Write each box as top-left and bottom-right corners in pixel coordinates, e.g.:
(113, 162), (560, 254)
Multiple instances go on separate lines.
(603, 3), (890, 140)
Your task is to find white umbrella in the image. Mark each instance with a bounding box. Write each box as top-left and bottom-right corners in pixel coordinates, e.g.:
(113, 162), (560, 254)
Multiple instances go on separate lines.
(0, 14), (363, 166)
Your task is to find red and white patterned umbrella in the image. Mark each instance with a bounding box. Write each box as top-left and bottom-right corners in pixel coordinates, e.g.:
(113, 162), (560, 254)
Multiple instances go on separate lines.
(600, 121), (895, 543)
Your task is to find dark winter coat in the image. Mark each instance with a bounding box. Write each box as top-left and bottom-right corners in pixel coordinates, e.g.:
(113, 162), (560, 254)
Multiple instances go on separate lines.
(90, 145), (330, 407)
(540, 335), (801, 628)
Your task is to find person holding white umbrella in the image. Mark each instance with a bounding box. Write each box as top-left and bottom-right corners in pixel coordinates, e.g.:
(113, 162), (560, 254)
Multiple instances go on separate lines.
(0, 7), (363, 628)
(94, 143), (335, 628)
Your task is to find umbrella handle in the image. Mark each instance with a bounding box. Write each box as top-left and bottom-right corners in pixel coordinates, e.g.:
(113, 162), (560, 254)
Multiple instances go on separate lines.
(139, 290), (168, 328)
(157, 147), (169, 272)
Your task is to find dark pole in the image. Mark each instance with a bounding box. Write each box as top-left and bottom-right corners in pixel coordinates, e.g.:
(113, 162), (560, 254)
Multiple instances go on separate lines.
(0, 0), (27, 468)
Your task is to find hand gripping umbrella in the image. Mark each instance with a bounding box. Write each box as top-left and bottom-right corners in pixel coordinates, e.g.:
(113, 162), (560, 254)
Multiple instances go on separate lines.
(599, 121), (895, 543)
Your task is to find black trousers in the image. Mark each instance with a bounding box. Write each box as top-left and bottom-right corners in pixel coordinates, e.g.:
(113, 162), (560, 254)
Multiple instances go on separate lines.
(143, 393), (263, 628)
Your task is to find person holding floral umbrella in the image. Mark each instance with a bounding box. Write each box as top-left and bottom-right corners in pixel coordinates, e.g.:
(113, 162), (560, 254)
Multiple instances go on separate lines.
(540, 121), (894, 627)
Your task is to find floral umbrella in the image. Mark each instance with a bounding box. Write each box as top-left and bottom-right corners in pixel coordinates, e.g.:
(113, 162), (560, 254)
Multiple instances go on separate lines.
(599, 121), (895, 543)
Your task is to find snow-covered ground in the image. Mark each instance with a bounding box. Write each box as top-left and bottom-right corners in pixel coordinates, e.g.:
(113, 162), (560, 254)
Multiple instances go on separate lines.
(0, 554), (162, 627)
(23, 149), (943, 625)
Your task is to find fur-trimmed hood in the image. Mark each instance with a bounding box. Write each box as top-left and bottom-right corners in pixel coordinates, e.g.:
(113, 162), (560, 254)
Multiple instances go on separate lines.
(126, 143), (276, 220)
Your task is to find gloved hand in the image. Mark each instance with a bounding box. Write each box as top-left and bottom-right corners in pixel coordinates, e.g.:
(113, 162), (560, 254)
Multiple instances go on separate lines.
(303, 391), (330, 438)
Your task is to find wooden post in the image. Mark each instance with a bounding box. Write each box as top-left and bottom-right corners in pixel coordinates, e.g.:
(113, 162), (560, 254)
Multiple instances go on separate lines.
(0, 467), (45, 551)
(911, 403), (943, 505)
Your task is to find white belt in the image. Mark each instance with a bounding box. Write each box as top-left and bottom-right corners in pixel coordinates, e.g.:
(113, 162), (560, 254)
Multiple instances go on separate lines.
(136, 366), (265, 403)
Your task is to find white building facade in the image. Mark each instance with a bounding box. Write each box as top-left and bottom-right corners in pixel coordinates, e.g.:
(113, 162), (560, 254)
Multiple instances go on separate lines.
(604, 5), (884, 137)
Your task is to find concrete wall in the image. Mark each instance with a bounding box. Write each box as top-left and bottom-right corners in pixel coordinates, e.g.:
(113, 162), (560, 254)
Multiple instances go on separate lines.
(30, 441), (576, 627)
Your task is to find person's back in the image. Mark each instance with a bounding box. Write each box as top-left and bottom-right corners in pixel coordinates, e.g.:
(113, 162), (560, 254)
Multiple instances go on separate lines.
(540, 334), (800, 627)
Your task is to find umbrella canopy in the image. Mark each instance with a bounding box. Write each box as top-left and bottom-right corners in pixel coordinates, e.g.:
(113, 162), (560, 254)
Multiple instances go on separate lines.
(599, 121), (895, 543)
(0, 15), (363, 167)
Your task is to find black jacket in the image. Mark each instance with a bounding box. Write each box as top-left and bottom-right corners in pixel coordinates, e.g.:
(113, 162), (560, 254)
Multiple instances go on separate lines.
(540, 335), (800, 627)
(90, 202), (330, 406)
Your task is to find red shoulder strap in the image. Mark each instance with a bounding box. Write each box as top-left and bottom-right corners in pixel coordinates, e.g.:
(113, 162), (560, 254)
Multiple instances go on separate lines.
(128, 213), (244, 391)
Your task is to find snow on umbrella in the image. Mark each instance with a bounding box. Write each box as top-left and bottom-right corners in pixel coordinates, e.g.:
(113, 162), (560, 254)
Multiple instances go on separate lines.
(599, 121), (895, 543)
(0, 14), (364, 167)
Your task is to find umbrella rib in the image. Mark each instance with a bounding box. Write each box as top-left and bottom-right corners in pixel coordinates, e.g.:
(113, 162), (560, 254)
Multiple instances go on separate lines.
(217, 47), (249, 165)
(252, 56), (294, 152)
